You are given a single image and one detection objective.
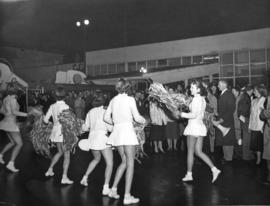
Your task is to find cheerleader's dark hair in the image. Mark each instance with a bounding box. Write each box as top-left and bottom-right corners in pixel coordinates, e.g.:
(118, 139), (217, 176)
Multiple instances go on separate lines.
(190, 80), (207, 97)
(115, 78), (131, 94)
(55, 87), (66, 101)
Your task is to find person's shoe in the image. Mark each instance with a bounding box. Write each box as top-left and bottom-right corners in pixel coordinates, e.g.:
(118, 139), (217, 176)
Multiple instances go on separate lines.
(6, 162), (19, 172)
(45, 169), (54, 177)
(0, 154), (5, 164)
(80, 176), (88, 186)
(212, 168), (221, 183)
(102, 185), (111, 196)
(61, 177), (74, 185)
(182, 173), (193, 182)
(108, 188), (120, 199)
(123, 195), (140, 205)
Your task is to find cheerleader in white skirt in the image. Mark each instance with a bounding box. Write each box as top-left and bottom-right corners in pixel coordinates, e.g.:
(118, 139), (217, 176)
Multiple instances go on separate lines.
(177, 80), (221, 183)
(0, 84), (28, 172)
(43, 87), (73, 184)
(104, 79), (145, 205)
(79, 96), (113, 196)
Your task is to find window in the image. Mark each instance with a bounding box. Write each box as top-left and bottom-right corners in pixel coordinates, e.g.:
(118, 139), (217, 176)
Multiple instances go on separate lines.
(203, 54), (219, 64)
(220, 65), (233, 77)
(108, 64), (117, 74)
(221, 52), (233, 65)
(137, 61), (146, 70)
(94, 65), (101, 76)
(157, 59), (167, 67)
(235, 77), (249, 87)
(235, 65), (249, 76)
(182, 56), (191, 65)
(128, 62), (137, 72)
(251, 76), (266, 85)
(250, 49), (266, 63)
(193, 56), (203, 64)
(87, 65), (95, 76)
(251, 64), (266, 75)
(235, 50), (249, 64)
(147, 60), (156, 68)
(117, 63), (125, 73)
(168, 58), (181, 66)
(100, 64), (107, 75)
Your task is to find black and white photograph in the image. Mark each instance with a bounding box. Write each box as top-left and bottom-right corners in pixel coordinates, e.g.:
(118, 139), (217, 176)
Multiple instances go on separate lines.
(0, 0), (270, 205)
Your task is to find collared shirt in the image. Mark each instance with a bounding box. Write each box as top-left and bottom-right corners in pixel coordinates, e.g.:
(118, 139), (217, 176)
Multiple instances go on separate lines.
(221, 89), (228, 96)
(44, 100), (69, 125)
(104, 93), (145, 125)
(82, 106), (112, 132)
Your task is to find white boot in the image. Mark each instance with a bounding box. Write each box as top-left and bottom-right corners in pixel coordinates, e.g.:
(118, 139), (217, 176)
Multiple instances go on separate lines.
(211, 167), (221, 183)
(123, 194), (140, 205)
(6, 161), (19, 172)
(80, 176), (88, 186)
(182, 172), (193, 181)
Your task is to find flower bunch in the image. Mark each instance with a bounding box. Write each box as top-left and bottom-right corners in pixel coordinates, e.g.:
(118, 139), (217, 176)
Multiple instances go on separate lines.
(148, 82), (191, 112)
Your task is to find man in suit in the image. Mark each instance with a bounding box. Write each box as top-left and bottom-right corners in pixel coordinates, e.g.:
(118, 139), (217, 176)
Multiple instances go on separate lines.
(237, 85), (254, 160)
(214, 80), (236, 162)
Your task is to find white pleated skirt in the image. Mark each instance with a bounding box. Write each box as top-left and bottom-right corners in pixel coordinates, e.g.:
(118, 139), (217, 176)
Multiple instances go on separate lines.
(50, 124), (63, 142)
(184, 120), (207, 137)
(107, 122), (139, 146)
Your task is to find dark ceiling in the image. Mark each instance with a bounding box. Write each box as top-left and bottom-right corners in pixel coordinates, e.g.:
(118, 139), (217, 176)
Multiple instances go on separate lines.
(0, 0), (270, 54)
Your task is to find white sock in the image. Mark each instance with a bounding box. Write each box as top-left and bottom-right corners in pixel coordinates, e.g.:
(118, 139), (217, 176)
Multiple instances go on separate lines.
(124, 193), (131, 198)
(8, 161), (14, 165)
(211, 167), (217, 172)
(103, 184), (109, 189)
(111, 187), (117, 191)
(187, 171), (192, 176)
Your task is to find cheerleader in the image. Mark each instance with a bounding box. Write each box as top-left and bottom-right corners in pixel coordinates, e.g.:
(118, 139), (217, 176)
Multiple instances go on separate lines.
(104, 79), (145, 205)
(176, 80), (221, 183)
(79, 95), (113, 196)
(0, 84), (28, 172)
(43, 87), (73, 184)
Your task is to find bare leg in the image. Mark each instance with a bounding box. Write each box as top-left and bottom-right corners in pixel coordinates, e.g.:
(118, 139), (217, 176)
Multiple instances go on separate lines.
(194, 137), (214, 168)
(111, 146), (126, 189)
(8, 132), (23, 163)
(167, 139), (172, 150)
(256, 151), (261, 164)
(84, 150), (101, 177)
(48, 143), (63, 170)
(186, 136), (196, 172)
(123, 145), (135, 195)
(153, 141), (158, 153)
(158, 141), (165, 153)
(0, 132), (15, 156)
(101, 148), (113, 186)
(62, 151), (71, 177)
(173, 139), (178, 150)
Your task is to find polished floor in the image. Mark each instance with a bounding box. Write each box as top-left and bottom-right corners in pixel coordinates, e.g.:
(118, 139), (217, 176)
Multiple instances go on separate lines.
(0, 135), (270, 206)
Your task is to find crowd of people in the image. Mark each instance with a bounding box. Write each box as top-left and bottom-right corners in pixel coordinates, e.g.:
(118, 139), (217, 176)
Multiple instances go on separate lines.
(0, 78), (270, 205)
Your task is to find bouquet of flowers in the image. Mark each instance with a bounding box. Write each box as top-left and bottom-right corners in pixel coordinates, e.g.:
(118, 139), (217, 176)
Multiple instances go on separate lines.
(148, 82), (191, 113)
(27, 107), (84, 158)
(58, 109), (84, 153)
(133, 121), (148, 163)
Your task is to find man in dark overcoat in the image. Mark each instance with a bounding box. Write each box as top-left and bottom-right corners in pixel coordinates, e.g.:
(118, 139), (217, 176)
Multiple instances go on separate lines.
(214, 80), (236, 161)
